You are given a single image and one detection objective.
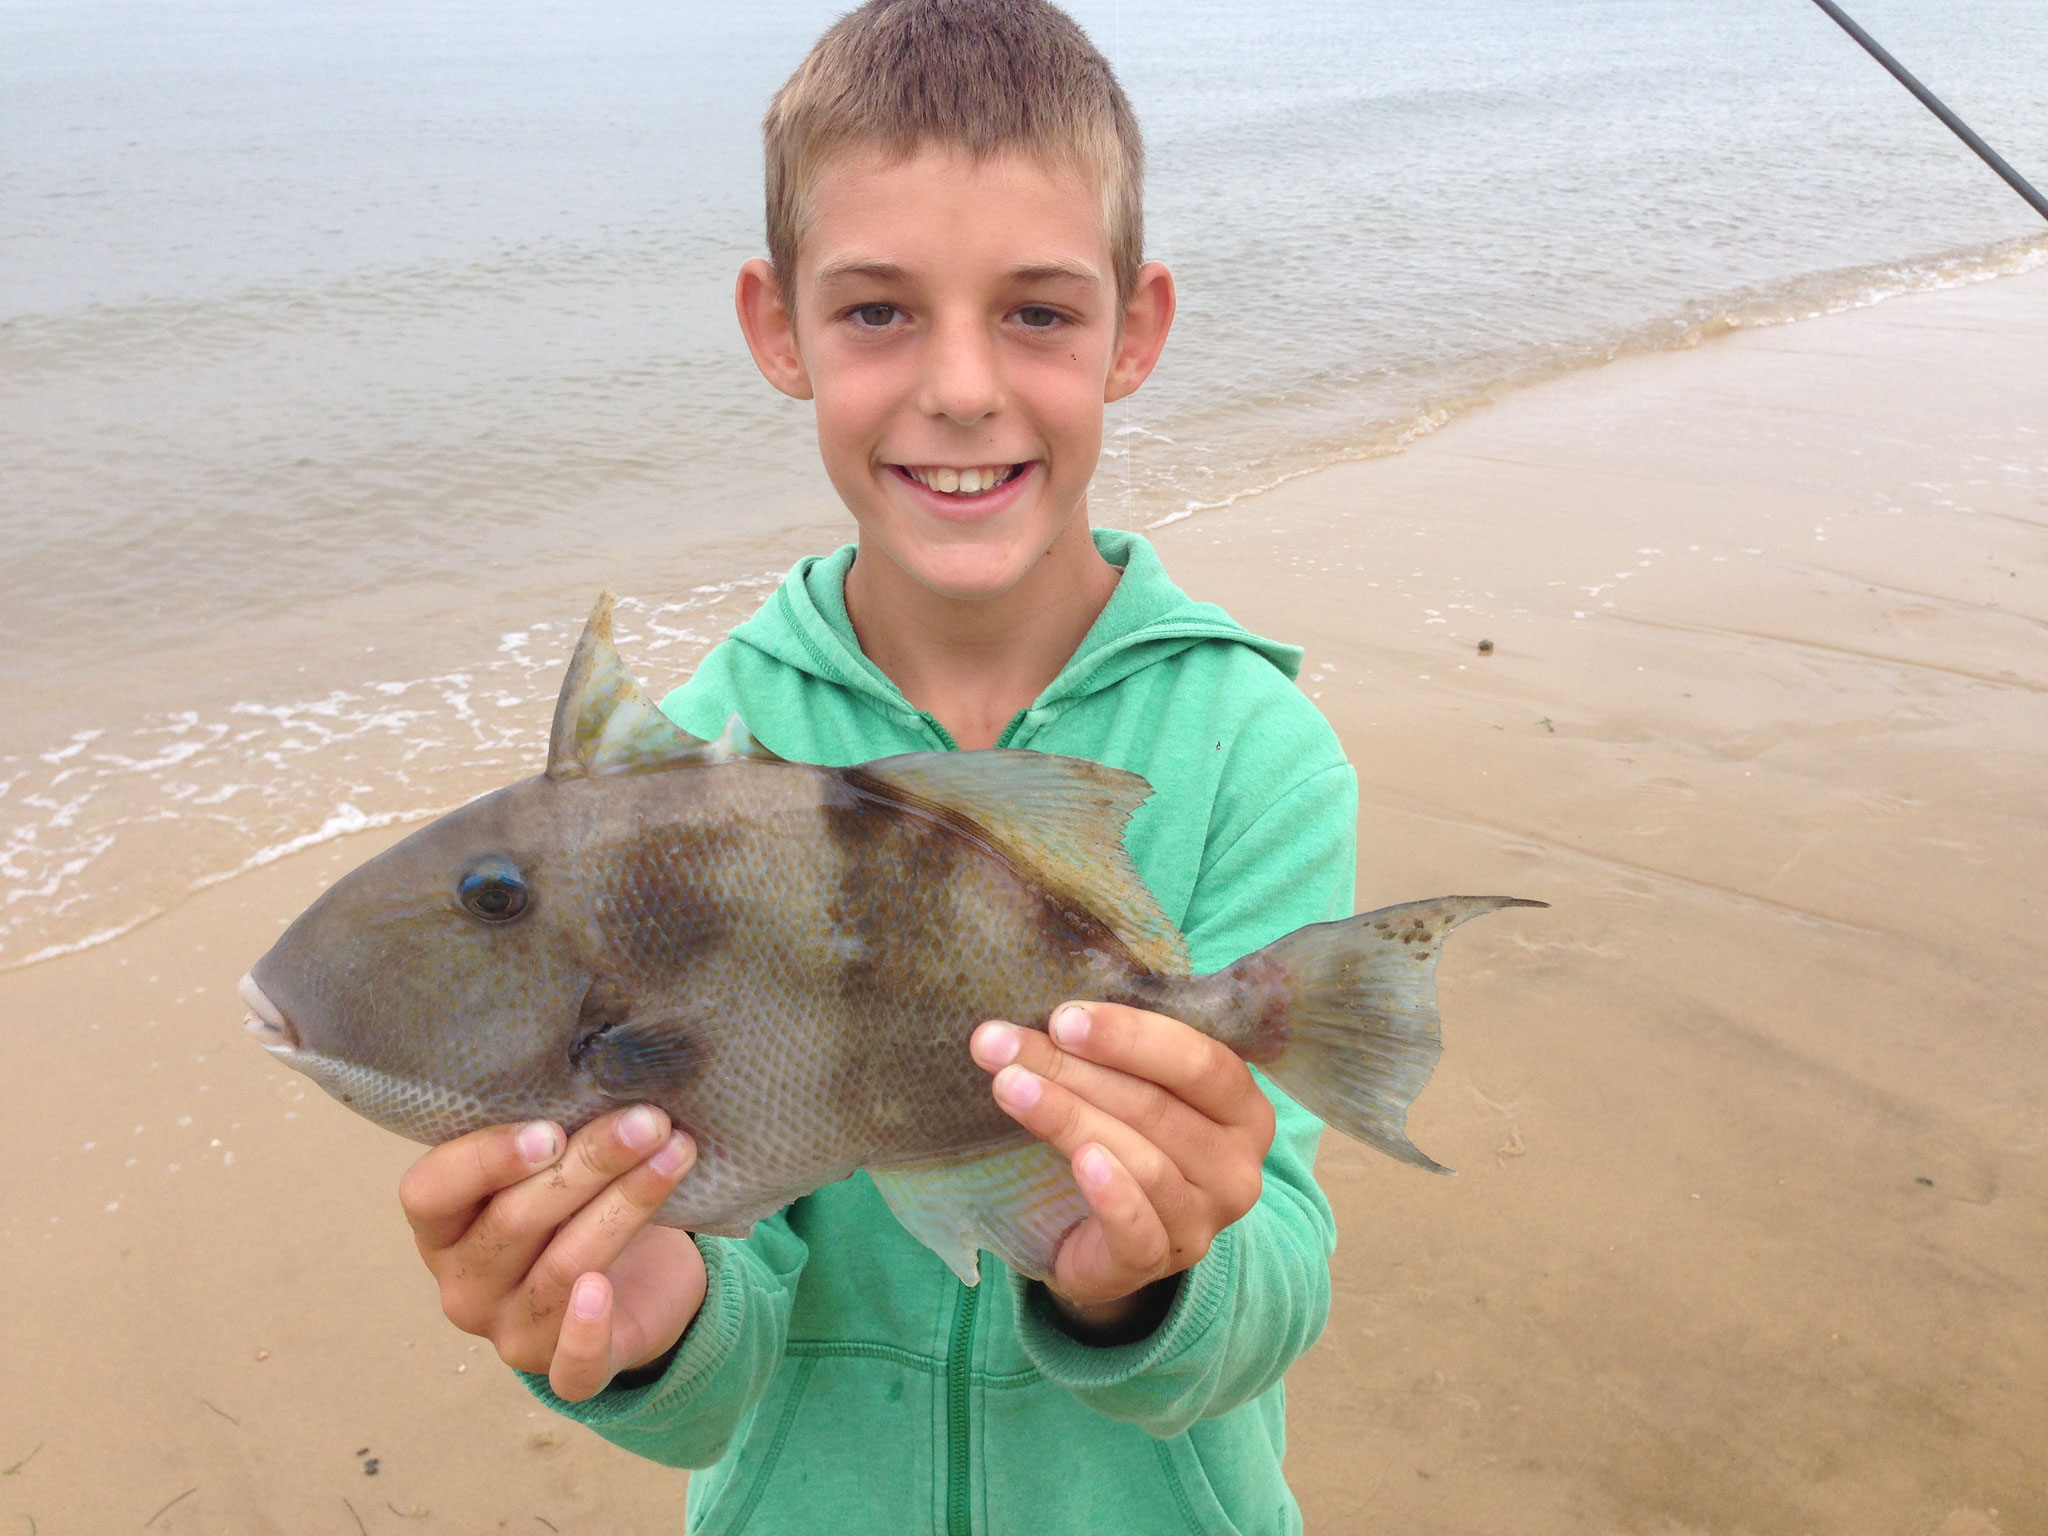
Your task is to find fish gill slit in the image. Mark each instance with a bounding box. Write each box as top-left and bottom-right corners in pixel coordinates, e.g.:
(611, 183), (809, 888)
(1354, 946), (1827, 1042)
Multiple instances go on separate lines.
(569, 973), (632, 1068)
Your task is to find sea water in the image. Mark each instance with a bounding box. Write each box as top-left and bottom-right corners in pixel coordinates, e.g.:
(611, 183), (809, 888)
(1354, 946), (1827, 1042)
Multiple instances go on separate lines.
(4, 0), (2046, 965)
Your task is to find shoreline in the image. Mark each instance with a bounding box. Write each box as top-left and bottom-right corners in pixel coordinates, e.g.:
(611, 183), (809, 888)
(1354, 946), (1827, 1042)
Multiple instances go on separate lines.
(7, 232), (2047, 977)
(1142, 228), (2048, 534)
(4, 264), (2045, 1533)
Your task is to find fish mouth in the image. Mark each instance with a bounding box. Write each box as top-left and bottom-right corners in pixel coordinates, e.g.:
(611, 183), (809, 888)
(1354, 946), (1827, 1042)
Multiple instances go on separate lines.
(239, 972), (300, 1052)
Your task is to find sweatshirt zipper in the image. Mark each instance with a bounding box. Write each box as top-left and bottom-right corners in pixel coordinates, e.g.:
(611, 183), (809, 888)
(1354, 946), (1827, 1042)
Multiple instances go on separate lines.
(991, 709), (1031, 749)
(943, 1278), (980, 1536)
(916, 709), (1031, 752)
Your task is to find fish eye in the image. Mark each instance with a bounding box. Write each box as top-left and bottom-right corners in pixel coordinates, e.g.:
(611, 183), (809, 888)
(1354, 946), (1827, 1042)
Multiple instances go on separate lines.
(458, 857), (530, 923)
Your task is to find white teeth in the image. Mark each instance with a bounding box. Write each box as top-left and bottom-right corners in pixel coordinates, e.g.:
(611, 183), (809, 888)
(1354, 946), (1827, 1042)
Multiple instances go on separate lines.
(239, 972), (296, 1050)
(907, 464), (1015, 495)
(238, 972), (284, 1028)
(245, 1013), (290, 1046)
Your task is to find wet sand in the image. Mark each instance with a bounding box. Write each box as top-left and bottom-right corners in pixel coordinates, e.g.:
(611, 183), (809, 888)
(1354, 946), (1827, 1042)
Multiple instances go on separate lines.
(4, 268), (2044, 1534)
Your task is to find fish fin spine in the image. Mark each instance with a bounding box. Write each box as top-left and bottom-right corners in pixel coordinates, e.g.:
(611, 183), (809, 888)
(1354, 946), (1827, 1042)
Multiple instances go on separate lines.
(711, 713), (783, 763)
(548, 591), (727, 779)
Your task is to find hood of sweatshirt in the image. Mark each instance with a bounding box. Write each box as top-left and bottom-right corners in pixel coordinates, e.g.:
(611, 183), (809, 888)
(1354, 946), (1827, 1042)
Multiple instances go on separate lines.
(719, 529), (1302, 735)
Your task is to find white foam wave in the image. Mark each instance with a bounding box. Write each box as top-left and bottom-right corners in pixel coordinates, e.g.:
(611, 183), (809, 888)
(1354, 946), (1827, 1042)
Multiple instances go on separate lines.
(227, 802), (425, 873)
(0, 574), (784, 971)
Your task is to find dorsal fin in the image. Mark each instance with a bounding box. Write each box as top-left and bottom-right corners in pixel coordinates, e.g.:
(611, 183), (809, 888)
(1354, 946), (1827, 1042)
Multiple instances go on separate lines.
(547, 594), (780, 779)
(856, 749), (1188, 976)
(712, 713), (782, 764)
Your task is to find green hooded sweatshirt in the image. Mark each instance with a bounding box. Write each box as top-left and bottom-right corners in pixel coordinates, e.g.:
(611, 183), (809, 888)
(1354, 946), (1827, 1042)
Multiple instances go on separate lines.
(523, 530), (1359, 1536)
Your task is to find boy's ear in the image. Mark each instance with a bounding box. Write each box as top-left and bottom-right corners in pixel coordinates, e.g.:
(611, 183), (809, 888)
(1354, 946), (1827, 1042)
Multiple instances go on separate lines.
(735, 258), (814, 401)
(1105, 262), (1176, 405)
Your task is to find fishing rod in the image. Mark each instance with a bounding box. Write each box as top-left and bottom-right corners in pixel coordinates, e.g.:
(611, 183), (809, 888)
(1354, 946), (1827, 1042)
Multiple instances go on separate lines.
(1808, 0), (2048, 225)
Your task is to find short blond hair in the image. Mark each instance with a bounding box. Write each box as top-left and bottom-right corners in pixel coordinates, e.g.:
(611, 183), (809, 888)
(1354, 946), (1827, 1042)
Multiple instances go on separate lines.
(764, 0), (1144, 306)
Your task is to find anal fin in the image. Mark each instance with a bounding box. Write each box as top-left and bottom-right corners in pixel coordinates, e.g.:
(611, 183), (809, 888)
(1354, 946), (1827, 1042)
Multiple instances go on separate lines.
(870, 1141), (1089, 1287)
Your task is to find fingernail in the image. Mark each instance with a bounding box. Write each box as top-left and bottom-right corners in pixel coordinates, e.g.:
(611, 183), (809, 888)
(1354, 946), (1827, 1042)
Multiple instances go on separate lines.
(571, 1274), (606, 1321)
(516, 1122), (558, 1164)
(618, 1105), (663, 1151)
(1050, 1006), (1090, 1049)
(1077, 1145), (1113, 1189)
(649, 1132), (690, 1179)
(993, 1065), (1041, 1111)
(974, 1022), (1020, 1067)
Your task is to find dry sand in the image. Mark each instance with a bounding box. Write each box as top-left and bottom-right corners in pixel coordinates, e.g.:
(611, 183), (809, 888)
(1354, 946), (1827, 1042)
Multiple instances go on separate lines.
(4, 268), (2043, 1534)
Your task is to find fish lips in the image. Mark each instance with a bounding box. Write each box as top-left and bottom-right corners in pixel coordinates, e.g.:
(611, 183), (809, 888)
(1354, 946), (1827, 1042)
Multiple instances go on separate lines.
(239, 970), (300, 1053)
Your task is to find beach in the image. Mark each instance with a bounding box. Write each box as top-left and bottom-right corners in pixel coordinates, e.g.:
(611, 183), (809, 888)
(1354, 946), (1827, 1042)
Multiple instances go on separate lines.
(2, 265), (2041, 1533)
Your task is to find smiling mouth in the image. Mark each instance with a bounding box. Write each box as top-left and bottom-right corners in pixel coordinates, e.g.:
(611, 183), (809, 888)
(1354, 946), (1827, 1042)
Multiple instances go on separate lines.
(893, 462), (1028, 497)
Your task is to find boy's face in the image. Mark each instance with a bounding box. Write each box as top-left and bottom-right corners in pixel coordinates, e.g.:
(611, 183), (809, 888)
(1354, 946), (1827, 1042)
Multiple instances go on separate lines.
(736, 146), (1173, 602)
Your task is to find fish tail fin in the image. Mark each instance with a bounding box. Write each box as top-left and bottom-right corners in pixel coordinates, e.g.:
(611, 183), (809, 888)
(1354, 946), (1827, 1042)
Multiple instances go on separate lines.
(1253, 896), (1545, 1175)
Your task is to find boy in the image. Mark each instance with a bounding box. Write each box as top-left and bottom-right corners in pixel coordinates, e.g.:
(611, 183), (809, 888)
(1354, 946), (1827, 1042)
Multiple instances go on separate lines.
(397, 2), (1358, 1529)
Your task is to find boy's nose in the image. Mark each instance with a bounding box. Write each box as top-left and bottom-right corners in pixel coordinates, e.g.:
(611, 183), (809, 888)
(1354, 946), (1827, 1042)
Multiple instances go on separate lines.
(917, 317), (1003, 425)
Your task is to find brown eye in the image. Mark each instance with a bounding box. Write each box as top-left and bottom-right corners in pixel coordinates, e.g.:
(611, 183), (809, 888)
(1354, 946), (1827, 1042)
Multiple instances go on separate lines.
(459, 858), (529, 923)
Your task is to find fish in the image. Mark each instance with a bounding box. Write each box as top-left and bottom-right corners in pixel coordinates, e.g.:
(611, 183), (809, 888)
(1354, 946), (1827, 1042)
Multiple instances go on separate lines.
(239, 593), (1542, 1285)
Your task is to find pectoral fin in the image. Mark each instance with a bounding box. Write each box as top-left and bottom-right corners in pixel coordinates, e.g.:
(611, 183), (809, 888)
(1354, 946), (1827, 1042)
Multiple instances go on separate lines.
(870, 1140), (1090, 1286)
(572, 1011), (708, 1102)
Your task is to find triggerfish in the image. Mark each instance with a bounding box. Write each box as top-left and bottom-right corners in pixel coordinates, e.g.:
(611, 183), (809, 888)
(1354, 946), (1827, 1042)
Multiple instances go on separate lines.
(239, 594), (1541, 1284)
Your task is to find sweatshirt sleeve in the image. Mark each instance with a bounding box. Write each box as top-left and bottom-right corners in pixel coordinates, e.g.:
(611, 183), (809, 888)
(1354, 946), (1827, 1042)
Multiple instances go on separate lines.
(517, 1213), (809, 1468)
(1011, 755), (1358, 1438)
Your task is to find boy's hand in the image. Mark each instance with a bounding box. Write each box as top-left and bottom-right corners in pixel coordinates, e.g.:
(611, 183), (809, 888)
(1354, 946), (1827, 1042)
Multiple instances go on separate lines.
(969, 1004), (1276, 1336)
(397, 1105), (705, 1403)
